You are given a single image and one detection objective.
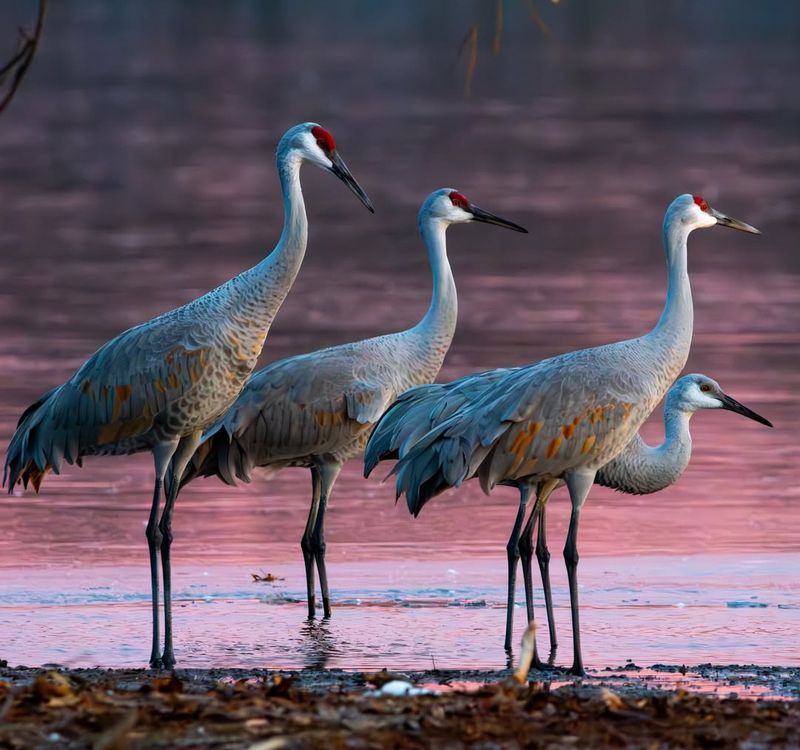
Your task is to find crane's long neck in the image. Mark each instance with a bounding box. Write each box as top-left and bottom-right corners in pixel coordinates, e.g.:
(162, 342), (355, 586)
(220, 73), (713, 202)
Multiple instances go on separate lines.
(595, 405), (693, 495)
(412, 218), (457, 357)
(646, 215), (694, 381)
(225, 151), (308, 338)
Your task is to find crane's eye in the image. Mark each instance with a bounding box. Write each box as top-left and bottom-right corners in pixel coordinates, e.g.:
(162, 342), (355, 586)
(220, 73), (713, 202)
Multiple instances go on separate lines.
(700, 384), (711, 392)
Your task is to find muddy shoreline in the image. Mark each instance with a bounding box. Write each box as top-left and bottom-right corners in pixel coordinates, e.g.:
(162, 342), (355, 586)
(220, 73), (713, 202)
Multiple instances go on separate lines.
(1, 664), (798, 749)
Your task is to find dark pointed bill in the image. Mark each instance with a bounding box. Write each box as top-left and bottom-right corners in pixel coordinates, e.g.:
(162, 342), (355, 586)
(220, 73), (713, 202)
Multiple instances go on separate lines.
(719, 392), (773, 427)
(710, 207), (760, 234)
(328, 151), (374, 213)
(469, 204), (528, 233)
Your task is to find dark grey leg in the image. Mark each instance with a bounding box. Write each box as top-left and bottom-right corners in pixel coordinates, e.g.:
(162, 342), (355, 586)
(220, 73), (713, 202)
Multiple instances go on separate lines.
(146, 441), (179, 669)
(145, 475), (164, 669)
(311, 462), (342, 618)
(518, 494), (548, 669)
(563, 471), (595, 677)
(301, 467), (322, 619)
(518, 496), (538, 627)
(536, 482), (559, 657)
(505, 484), (533, 651)
(160, 432), (202, 670)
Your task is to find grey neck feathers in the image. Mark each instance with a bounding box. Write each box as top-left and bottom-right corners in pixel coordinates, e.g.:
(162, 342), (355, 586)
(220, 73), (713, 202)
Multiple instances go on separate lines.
(413, 217), (458, 351)
(648, 212), (693, 363)
(595, 403), (693, 495)
(225, 148), (308, 333)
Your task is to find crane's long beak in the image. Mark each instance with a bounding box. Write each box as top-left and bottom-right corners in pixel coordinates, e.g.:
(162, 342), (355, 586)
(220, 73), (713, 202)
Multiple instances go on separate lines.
(710, 207), (760, 234)
(719, 392), (773, 427)
(328, 151), (375, 213)
(469, 204), (528, 233)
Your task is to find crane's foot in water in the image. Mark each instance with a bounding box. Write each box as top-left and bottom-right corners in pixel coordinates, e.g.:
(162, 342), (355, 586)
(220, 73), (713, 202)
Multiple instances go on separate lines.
(162, 650), (176, 671)
(567, 663), (586, 678)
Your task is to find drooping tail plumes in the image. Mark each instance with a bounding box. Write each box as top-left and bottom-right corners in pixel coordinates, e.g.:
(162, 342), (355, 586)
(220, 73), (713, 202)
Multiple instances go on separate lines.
(177, 423), (257, 492)
(363, 384), (448, 478)
(364, 370), (512, 514)
(4, 386), (63, 493)
(390, 419), (482, 516)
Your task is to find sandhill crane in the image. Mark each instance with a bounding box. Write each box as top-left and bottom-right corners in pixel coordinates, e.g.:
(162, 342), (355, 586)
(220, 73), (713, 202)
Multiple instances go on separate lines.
(367, 370), (772, 659)
(3, 121), (374, 669)
(365, 194), (759, 675)
(514, 373), (771, 667)
(180, 188), (527, 618)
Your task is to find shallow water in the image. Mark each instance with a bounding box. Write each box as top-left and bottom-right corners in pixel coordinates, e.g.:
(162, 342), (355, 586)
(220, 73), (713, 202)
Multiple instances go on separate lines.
(0, 0), (798, 671)
(1, 554), (799, 671)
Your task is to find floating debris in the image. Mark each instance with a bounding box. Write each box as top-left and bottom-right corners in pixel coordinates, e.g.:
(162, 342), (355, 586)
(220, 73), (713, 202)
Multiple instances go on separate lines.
(251, 572), (285, 583)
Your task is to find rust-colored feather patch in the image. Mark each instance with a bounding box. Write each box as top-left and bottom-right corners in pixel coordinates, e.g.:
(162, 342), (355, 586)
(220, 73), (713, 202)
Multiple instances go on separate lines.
(510, 420), (542, 459)
(546, 436), (562, 459)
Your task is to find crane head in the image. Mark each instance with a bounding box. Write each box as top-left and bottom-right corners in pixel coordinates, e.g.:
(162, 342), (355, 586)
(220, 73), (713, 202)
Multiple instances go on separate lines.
(282, 122), (374, 212)
(670, 374), (772, 427)
(420, 188), (528, 233)
(667, 193), (760, 234)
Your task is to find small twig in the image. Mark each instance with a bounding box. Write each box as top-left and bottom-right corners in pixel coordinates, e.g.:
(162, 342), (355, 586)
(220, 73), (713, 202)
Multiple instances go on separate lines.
(513, 622), (537, 684)
(526, 0), (551, 37)
(0, 0), (47, 115)
(493, 0), (504, 56)
(0, 689), (15, 722)
(458, 24), (478, 98)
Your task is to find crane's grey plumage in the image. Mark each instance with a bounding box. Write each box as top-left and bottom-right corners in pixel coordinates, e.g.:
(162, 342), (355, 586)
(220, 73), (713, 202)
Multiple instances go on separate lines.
(512, 373), (772, 667)
(368, 370), (772, 662)
(365, 193), (760, 675)
(181, 188), (527, 618)
(3, 121), (374, 668)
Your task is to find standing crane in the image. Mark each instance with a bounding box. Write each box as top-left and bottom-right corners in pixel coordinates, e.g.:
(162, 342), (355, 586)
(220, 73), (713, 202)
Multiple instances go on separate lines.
(3, 122), (374, 669)
(367, 371), (772, 661)
(515, 373), (771, 667)
(365, 194), (759, 675)
(365, 370), (772, 668)
(181, 188), (527, 618)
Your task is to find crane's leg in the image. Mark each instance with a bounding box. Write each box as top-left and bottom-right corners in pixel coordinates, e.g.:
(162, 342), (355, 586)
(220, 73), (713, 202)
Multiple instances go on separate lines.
(563, 470), (595, 677)
(310, 461), (342, 618)
(146, 439), (179, 669)
(301, 467), (323, 618)
(535, 480), (559, 658)
(518, 490), (548, 669)
(518, 498), (538, 628)
(504, 484), (534, 652)
(159, 431), (202, 670)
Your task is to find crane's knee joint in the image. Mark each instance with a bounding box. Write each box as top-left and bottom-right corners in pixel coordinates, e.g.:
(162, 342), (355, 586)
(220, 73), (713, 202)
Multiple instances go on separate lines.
(159, 526), (173, 550)
(312, 540), (327, 555)
(563, 545), (579, 567)
(537, 546), (551, 565)
(145, 521), (162, 548)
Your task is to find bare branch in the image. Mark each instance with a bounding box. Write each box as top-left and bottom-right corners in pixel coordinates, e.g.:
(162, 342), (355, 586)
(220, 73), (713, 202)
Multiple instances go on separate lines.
(0, 0), (47, 115)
